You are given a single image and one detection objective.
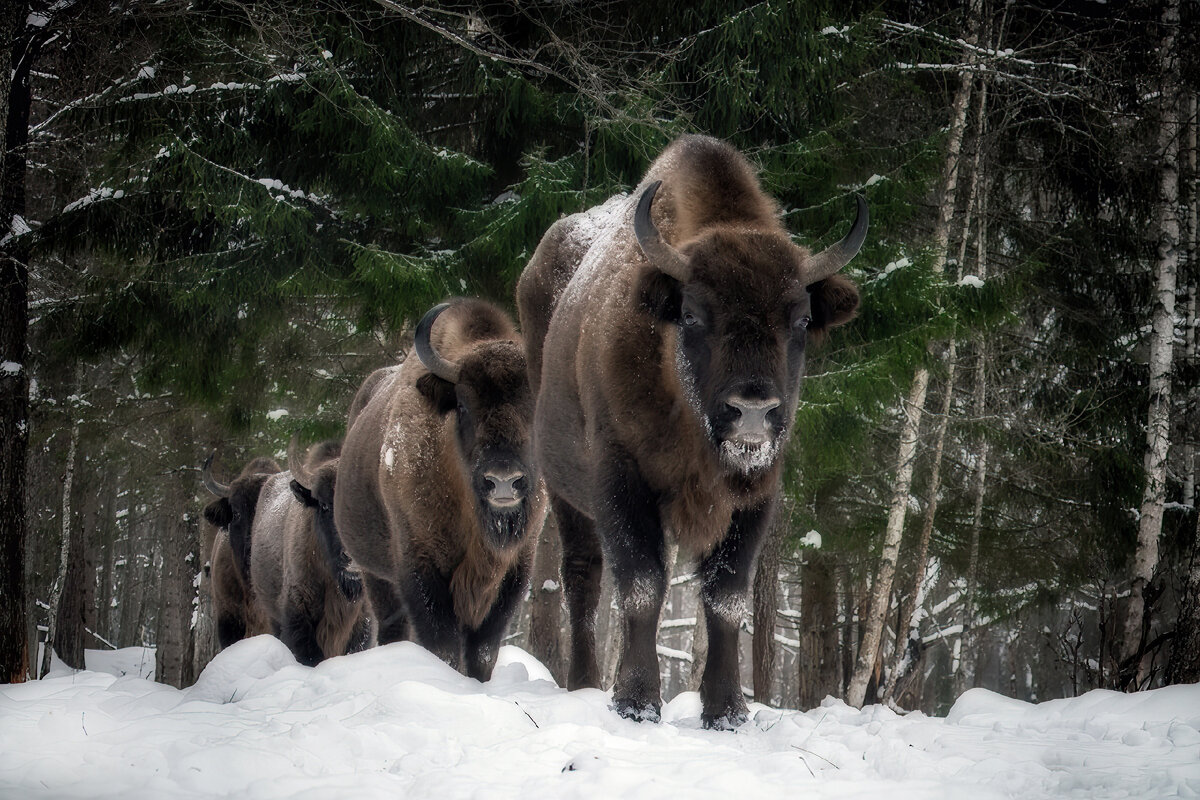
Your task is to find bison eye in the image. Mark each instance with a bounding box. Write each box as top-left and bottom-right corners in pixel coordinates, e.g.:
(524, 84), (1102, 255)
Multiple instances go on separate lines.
(682, 310), (700, 327)
(794, 315), (811, 330)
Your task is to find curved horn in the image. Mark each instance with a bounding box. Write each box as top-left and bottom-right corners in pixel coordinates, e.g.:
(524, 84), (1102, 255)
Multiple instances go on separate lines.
(414, 302), (461, 383)
(634, 181), (690, 282)
(287, 434), (315, 489)
(202, 451), (232, 498)
(805, 194), (869, 284)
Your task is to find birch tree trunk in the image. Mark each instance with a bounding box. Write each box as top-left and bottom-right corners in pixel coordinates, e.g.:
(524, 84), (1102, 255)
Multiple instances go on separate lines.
(41, 412), (79, 676)
(882, 343), (956, 704)
(1122, 0), (1182, 689)
(1168, 91), (1199, 686)
(846, 1), (980, 708)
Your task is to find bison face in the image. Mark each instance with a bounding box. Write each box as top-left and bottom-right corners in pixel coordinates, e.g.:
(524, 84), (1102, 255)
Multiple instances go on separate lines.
(634, 182), (864, 477)
(415, 306), (538, 553)
(289, 469), (336, 545)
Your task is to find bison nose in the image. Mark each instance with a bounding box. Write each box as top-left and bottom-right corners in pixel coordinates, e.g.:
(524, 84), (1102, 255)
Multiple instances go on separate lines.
(484, 468), (527, 506)
(726, 395), (780, 441)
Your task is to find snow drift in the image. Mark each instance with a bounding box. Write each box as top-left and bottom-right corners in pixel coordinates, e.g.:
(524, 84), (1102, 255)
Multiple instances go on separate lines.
(1, 637), (1197, 799)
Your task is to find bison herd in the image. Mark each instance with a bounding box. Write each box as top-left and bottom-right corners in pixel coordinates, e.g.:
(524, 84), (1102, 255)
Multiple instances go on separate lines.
(200, 135), (866, 729)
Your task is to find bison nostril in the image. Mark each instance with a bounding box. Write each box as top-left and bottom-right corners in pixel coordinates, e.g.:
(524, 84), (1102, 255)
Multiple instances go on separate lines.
(483, 477), (497, 493)
(513, 476), (528, 495)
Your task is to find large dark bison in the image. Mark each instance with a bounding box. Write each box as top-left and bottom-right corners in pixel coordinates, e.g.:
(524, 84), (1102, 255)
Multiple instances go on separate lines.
(202, 454), (280, 647)
(249, 439), (371, 666)
(335, 299), (546, 681)
(517, 135), (866, 727)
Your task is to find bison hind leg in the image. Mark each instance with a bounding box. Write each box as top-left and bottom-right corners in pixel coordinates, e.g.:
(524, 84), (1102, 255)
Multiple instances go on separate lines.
(554, 496), (603, 691)
(216, 614), (246, 649)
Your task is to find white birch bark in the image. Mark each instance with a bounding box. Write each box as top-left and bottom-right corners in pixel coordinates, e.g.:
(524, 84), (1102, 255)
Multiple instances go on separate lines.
(40, 410), (79, 678)
(846, 1), (980, 708)
(1122, 0), (1182, 688)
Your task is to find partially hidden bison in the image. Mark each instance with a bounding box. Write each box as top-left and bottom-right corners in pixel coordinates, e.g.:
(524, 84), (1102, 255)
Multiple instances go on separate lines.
(202, 454), (279, 647)
(249, 439), (371, 666)
(336, 299), (546, 681)
(516, 134), (866, 728)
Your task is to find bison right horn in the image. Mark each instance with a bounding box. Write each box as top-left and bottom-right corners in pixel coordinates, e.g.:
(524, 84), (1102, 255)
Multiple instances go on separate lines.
(415, 302), (462, 384)
(804, 194), (869, 284)
(634, 181), (691, 282)
(202, 451), (233, 498)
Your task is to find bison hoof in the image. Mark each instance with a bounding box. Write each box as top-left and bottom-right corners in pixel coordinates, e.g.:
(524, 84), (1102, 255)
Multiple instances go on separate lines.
(338, 570), (364, 602)
(613, 697), (661, 724)
(701, 707), (748, 731)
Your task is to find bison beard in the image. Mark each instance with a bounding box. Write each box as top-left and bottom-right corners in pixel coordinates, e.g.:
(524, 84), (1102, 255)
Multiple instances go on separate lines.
(517, 134), (864, 729)
(480, 503), (527, 549)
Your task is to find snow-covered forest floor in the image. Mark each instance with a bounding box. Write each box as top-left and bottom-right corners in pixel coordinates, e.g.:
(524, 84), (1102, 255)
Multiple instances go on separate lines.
(1, 639), (1197, 799)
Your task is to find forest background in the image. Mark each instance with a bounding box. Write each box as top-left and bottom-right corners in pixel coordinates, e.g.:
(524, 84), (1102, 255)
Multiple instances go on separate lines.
(1, 0), (1198, 713)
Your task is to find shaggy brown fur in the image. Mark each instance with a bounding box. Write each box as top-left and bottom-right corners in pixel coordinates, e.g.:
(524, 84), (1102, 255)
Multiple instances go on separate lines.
(516, 134), (864, 727)
(249, 441), (370, 666)
(209, 528), (270, 646)
(336, 299), (546, 680)
(202, 455), (281, 648)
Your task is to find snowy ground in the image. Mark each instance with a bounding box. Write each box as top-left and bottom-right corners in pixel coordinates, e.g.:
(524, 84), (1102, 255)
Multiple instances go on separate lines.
(1, 638), (1197, 799)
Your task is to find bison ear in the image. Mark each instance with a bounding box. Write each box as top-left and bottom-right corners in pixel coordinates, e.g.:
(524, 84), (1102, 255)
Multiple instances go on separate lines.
(289, 479), (317, 508)
(636, 267), (683, 323)
(807, 274), (860, 338)
(416, 372), (457, 414)
(203, 499), (233, 528)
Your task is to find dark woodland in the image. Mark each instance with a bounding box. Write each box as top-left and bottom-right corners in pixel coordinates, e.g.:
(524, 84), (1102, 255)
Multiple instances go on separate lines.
(0, 0), (1198, 712)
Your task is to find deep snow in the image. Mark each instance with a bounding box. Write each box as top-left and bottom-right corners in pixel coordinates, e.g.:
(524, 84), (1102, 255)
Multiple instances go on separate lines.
(1, 637), (1197, 799)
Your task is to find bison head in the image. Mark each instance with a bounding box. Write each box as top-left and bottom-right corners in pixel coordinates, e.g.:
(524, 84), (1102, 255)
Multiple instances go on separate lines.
(288, 438), (361, 601)
(634, 181), (865, 476)
(414, 302), (538, 552)
(201, 453), (280, 581)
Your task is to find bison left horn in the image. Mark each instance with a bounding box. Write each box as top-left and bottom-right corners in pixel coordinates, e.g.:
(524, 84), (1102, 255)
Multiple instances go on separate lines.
(805, 194), (869, 284)
(202, 451), (233, 498)
(287, 434), (314, 489)
(415, 302), (462, 383)
(634, 181), (691, 282)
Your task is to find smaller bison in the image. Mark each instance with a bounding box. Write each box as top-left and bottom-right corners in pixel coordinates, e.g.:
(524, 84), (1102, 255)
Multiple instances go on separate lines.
(250, 439), (371, 665)
(336, 299), (546, 680)
(202, 453), (279, 647)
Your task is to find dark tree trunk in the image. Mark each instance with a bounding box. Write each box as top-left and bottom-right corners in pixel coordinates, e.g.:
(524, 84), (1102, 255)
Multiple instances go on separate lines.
(156, 423), (200, 687)
(752, 522), (781, 705)
(54, 505), (93, 670)
(797, 551), (839, 709)
(0, 8), (36, 684)
(527, 511), (567, 684)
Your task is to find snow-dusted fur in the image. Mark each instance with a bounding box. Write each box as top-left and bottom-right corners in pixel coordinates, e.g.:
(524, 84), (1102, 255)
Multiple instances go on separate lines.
(517, 135), (862, 728)
(335, 299), (545, 681)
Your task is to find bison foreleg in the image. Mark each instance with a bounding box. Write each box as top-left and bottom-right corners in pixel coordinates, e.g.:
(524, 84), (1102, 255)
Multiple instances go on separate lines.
(599, 453), (667, 722)
(399, 565), (463, 671)
(364, 574), (409, 645)
(464, 561), (529, 682)
(698, 500), (773, 729)
(216, 613), (247, 649)
(282, 586), (326, 667)
(554, 495), (603, 691)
